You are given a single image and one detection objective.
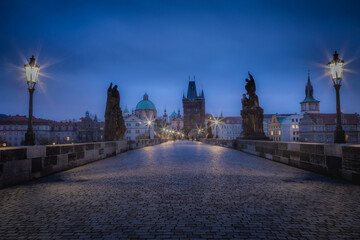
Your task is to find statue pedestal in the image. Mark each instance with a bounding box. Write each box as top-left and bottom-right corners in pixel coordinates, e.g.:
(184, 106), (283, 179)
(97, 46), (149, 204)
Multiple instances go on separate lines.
(239, 107), (269, 140)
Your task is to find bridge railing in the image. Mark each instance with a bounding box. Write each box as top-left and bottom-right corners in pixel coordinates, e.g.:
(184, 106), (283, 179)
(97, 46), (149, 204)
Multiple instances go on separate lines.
(0, 139), (167, 189)
(203, 138), (360, 184)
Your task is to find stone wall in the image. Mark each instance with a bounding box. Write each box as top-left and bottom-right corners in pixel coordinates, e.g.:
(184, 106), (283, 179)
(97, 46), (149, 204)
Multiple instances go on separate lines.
(0, 139), (166, 189)
(203, 139), (360, 184)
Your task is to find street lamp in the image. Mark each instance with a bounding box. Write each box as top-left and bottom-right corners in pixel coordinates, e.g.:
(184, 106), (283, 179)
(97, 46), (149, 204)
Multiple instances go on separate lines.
(327, 51), (346, 143)
(146, 120), (152, 139)
(24, 55), (40, 146)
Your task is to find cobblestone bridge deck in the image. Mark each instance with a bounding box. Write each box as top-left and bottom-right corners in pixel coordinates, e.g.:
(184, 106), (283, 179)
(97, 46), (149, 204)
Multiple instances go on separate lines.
(1, 141), (359, 239)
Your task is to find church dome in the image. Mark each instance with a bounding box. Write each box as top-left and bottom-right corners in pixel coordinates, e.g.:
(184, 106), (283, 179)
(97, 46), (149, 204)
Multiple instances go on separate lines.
(170, 111), (177, 118)
(135, 93), (156, 110)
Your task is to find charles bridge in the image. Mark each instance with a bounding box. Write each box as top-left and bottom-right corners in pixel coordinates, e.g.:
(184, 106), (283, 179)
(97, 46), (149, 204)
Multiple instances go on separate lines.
(0, 139), (360, 239)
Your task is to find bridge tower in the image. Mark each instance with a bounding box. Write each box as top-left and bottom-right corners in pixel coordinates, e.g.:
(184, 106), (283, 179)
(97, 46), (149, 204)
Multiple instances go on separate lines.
(182, 77), (205, 136)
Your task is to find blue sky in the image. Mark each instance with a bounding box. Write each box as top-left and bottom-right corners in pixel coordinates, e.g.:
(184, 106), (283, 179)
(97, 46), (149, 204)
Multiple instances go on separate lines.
(1, 0), (359, 121)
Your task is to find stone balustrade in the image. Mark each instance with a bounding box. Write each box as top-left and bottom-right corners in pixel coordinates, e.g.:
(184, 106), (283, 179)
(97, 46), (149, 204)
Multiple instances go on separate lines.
(0, 139), (166, 189)
(203, 139), (360, 184)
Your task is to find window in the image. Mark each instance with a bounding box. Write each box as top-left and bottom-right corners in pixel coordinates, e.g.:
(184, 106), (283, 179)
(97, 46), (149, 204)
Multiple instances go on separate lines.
(296, 119), (298, 122)
(292, 119), (294, 122)
(270, 131), (274, 135)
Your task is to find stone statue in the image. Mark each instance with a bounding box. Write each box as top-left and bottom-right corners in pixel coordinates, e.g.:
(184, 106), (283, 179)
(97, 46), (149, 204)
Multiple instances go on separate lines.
(240, 72), (268, 140)
(104, 83), (126, 141)
(206, 119), (213, 139)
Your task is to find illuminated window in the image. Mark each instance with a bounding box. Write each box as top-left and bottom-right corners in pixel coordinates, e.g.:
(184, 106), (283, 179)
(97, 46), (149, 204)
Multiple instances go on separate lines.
(142, 112), (146, 118)
(278, 130), (281, 135)
(292, 125), (295, 128)
(270, 131), (274, 135)
(66, 136), (70, 141)
(296, 125), (299, 129)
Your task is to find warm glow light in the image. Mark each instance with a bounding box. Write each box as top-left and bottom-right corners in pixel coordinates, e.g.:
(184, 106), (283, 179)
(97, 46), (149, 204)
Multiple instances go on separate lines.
(66, 136), (70, 141)
(24, 55), (40, 89)
(327, 51), (344, 85)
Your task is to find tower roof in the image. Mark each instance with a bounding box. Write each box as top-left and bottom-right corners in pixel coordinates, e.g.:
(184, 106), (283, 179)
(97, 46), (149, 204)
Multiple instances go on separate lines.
(185, 78), (204, 100)
(301, 73), (319, 103)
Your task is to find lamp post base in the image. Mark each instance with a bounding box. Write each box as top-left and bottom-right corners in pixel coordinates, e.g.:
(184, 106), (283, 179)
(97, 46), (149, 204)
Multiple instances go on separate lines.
(25, 132), (35, 146)
(334, 127), (346, 144)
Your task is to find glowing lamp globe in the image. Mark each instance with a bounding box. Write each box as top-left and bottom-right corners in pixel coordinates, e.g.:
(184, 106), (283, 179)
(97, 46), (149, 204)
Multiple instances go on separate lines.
(24, 55), (40, 89)
(327, 51), (344, 86)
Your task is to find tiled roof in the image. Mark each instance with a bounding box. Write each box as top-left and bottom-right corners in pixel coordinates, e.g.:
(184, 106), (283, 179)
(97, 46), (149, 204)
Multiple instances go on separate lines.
(0, 115), (77, 126)
(306, 113), (359, 125)
(221, 116), (242, 124)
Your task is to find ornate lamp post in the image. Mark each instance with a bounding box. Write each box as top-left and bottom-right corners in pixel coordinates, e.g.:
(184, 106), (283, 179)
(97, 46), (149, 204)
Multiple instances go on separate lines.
(24, 55), (40, 146)
(327, 51), (346, 143)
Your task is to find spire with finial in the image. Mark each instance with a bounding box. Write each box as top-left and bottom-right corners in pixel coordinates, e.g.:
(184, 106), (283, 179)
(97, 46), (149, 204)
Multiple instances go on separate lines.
(300, 71), (320, 113)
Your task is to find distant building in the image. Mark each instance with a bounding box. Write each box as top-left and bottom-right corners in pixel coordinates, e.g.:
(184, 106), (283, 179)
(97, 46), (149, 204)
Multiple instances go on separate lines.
(280, 113), (303, 142)
(170, 109), (184, 131)
(0, 114), (8, 120)
(124, 93), (157, 140)
(124, 114), (154, 140)
(183, 79), (205, 136)
(263, 114), (273, 137)
(299, 113), (360, 144)
(214, 116), (242, 140)
(0, 115), (77, 146)
(159, 109), (168, 124)
(77, 111), (103, 142)
(135, 93), (157, 120)
(267, 114), (291, 141)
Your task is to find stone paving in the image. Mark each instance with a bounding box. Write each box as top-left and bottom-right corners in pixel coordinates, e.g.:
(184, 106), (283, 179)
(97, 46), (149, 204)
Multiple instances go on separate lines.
(0, 141), (360, 239)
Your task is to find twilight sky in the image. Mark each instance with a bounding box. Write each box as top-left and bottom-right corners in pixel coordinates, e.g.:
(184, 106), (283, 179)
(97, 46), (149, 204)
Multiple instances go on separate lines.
(0, 0), (359, 121)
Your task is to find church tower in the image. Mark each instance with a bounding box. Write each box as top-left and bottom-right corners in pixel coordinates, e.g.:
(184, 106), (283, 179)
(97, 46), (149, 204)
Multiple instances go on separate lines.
(182, 76), (205, 136)
(300, 73), (320, 113)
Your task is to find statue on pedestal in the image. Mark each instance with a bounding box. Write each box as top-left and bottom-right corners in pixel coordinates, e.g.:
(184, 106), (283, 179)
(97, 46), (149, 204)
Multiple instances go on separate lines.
(104, 83), (126, 141)
(240, 72), (268, 140)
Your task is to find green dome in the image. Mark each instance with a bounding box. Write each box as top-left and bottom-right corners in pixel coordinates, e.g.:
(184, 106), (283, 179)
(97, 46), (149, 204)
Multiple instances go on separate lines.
(135, 93), (156, 110)
(170, 111), (177, 117)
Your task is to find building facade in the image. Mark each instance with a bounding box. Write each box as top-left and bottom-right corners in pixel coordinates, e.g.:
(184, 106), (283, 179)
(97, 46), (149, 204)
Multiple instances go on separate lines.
(299, 113), (360, 144)
(124, 114), (154, 140)
(0, 115), (78, 146)
(77, 111), (103, 143)
(182, 80), (205, 136)
(211, 116), (242, 140)
(170, 110), (184, 131)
